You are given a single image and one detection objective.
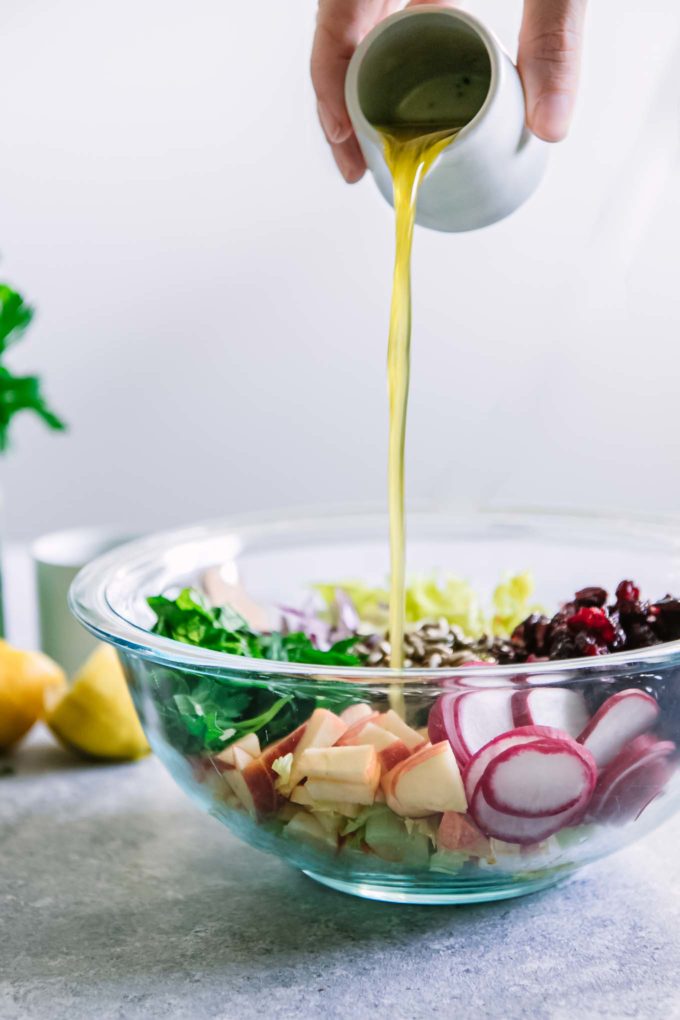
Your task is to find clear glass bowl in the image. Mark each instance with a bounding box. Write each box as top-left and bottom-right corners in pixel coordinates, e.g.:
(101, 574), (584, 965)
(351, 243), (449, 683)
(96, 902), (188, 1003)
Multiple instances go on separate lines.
(69, 510), (680, 904)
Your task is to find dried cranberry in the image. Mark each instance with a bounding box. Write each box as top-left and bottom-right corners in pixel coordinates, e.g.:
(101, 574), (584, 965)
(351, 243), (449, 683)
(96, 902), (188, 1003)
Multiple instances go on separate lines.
(505, 579), (680, 663)
(650, 596), (680, 641)
(624, 621), (660, 649)
(573, 630), (609, 656)
(574, 586), (608, 607)
(549, 632), (580, 659)
(567, 606), (617, 645)
(616, 580), (641, 604)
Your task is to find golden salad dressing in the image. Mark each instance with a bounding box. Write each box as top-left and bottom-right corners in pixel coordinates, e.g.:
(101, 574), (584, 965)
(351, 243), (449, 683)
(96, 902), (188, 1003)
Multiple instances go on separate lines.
(380, 125), (460, 668)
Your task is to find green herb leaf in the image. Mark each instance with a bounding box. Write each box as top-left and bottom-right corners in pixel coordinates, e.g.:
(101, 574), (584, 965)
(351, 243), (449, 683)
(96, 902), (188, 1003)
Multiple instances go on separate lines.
(0, 285), (33, 353)
(0, 285), (66, 451)
(149, 666), (318, 755)
(147, 587), (363, 667)
(145, 589), (367, 755)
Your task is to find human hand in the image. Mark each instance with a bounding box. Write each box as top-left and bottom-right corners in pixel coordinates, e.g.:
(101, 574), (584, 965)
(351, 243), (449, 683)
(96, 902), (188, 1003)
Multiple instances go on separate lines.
(311, 0), (587, 182)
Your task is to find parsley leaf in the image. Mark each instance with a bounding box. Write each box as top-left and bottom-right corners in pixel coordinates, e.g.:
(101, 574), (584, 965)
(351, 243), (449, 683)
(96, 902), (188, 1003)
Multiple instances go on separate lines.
(147, 587), (364, 667)
(0, 285), (66, 451)
(145, 589), (366, 754)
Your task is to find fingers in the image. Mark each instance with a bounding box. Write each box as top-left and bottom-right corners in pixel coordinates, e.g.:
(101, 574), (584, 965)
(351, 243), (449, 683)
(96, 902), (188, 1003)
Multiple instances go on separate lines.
(406, 0), (459, 7)
(326, 132), (365, 184)
(311, 1), (395, 183)
(518, 0), (587, 142)
(311, 19), (355, 147)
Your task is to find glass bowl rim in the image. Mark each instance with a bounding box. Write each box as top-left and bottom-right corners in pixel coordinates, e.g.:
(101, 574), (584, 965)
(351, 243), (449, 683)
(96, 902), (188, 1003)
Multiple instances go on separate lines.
(68, 506), (680, 686)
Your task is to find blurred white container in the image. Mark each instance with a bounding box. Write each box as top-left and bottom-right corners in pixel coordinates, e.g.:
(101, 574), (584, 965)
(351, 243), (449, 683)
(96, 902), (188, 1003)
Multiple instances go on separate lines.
(345, 4), (547, 231)
(32, 528), (133, 675)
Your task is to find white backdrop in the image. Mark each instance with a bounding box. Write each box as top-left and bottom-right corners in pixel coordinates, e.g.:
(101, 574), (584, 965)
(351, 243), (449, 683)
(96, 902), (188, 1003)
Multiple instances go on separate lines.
(1, 0), (680, 539)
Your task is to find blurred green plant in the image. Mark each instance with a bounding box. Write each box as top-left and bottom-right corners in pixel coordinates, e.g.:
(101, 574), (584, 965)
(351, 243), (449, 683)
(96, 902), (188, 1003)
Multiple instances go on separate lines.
(0, 284), (66, 451)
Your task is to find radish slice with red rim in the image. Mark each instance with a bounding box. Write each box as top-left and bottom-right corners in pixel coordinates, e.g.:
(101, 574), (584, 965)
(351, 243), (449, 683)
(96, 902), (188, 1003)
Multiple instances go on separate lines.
(462, 725), (569, 802)
(577, 689), (660, 768)
(589, 735), (676, 824)
(481, 738), (597, 818)
(450, 689), (515, 766)
(427, 693), (453, 745)
(512, 688), (590, 739)
(427, 692), (468, 762)
(470, 782), (590, 845)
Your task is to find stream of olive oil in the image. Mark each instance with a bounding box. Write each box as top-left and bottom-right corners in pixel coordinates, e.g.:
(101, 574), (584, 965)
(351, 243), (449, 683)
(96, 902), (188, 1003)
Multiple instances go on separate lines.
(380, 125), (460, 668)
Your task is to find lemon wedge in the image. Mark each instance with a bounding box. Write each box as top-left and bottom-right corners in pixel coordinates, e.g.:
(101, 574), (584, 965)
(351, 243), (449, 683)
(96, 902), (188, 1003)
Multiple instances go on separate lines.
(0, 640), (66, 749)
(45, 644), (150, 760)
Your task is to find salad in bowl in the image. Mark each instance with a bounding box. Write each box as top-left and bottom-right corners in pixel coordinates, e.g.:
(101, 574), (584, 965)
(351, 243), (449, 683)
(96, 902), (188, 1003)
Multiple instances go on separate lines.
(69, 510), (680, 904)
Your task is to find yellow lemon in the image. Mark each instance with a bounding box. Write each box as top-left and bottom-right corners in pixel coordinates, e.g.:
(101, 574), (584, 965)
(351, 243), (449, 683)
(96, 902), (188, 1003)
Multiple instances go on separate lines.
(45, 643), (150, 760)
(0, 641), (66, 749)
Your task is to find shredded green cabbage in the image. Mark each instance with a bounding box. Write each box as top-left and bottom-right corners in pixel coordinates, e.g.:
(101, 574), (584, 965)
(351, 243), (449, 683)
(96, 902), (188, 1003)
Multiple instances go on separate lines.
(316, 572), (541, 639)
(271, 753), (294, 790)
(492, 571), (543, 636)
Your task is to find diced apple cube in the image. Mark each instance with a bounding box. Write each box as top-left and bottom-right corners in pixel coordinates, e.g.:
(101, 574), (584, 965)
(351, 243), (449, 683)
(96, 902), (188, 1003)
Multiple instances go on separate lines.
(260, 722), (307, 772)
(223, 750), (255, 813)
(344, 721), (397, 751)
(290, 783), (314, 806)
(384, 741), (467, 818)
(288, 709), (348, 787)
(298, 744), (380, 787)
(223, 746), (278, 816)
(215, 732), (261, 767)
(335, 713), (381, 746)
(377, 709), (426, 750)
(378, 739), (411, 774)
(341, 703), (374, 726)
(437, 811), (491, 858)
(305, 778), (377, 806)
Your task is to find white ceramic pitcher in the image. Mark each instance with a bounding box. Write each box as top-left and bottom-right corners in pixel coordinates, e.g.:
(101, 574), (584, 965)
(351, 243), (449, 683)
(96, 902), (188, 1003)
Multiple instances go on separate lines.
(344, 5), (547, 232)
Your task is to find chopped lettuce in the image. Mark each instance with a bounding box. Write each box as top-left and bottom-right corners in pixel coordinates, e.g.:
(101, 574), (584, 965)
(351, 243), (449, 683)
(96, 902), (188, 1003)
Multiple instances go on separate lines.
(429, 849), (469, 874)
(492, 572), (542, 636)
(403, 815), (439, 848)
(271, 753), (294, 790)
(316, 572), (539, 639)
(315, 576), (486, 636)
(340, 804), (383, 838)
(314, 582), (390, 630)
(405, 576), (486, 636)
(338, 805), (436, 867)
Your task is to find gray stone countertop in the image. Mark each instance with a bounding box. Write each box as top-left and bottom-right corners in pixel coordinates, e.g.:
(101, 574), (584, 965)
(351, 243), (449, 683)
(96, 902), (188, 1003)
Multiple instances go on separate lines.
(2, 729), (680, 1020)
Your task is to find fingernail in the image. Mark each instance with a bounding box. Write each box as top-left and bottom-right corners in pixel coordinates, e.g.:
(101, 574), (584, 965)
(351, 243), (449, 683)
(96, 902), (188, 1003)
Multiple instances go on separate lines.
(531, 93), (572, 142)
(318, 102), (350, 144)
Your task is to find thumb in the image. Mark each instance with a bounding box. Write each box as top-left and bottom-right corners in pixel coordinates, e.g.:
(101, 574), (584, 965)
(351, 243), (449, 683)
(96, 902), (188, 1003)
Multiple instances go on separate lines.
(518, 0), (587, 142)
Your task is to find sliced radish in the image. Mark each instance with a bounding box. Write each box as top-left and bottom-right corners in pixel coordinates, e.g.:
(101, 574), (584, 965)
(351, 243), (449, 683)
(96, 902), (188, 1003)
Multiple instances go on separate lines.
(512, 688), (590, 739)
(589, 735), (676, 824)
(481, 738), (597, 818)
(450, 690), (516, 766)
(427, 693), (459, 745)
(577, 689), (660, 768)
(471, 782), (589, 845)
(427, 692), (467, 762)
(463, 725), (576, 802)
